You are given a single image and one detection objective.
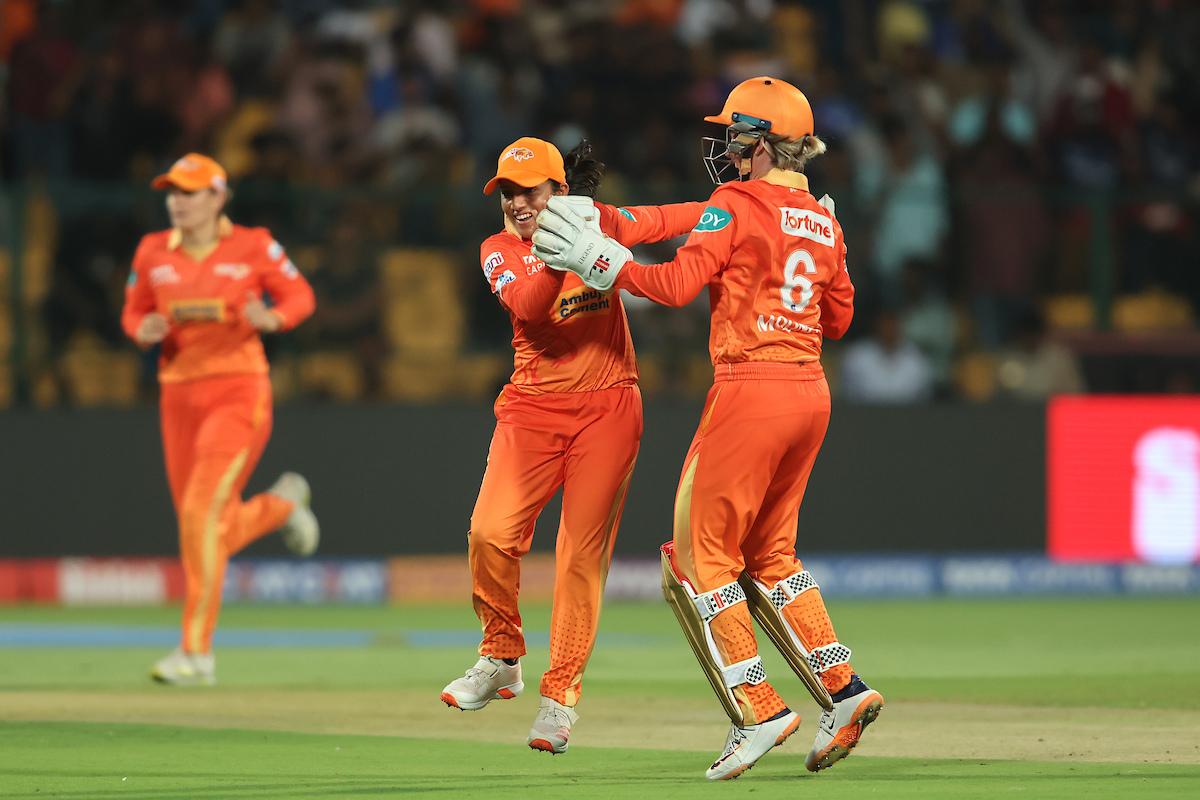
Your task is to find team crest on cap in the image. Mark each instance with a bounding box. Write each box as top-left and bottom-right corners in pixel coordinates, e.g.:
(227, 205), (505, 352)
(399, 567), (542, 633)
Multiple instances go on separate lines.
(503, 147), (535, 162)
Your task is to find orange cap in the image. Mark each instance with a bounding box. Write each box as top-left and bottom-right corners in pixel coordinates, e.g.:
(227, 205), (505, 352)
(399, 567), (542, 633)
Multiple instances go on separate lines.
(704, 76), (815, 139)
(151, 153), (228, 191)
(483, 137), (566, 196)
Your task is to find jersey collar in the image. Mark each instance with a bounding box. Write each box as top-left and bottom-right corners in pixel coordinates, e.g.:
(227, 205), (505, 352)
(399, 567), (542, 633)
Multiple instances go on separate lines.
(167, 215), (234, 251)
(762, 169), (809, 192)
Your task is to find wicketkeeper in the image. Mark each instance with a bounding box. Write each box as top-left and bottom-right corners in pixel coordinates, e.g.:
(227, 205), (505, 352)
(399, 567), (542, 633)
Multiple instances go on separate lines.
(532, 77), (884, 780)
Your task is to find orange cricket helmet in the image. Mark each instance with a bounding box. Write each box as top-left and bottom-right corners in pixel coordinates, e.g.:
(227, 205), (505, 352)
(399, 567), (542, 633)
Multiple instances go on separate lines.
(704, 76), (814, 139)
(701, 76), (815, 184)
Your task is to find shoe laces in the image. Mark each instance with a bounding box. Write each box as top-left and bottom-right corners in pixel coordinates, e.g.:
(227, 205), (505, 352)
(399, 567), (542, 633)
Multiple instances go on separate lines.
(720, 725), (749, 759)
(462, 657), (502, 684)
(536, 703), (572, 730)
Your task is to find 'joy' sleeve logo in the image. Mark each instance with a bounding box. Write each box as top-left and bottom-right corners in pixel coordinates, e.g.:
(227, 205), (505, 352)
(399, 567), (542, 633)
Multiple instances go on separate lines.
(693, 206), (733, 233)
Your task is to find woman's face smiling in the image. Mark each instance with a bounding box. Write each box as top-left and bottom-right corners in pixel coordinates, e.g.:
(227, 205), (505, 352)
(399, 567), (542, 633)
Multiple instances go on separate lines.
(499, 179), (566, 240)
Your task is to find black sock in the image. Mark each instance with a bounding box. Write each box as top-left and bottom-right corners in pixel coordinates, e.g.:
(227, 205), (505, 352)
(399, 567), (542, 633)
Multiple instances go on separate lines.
(830, 674), (865, 703)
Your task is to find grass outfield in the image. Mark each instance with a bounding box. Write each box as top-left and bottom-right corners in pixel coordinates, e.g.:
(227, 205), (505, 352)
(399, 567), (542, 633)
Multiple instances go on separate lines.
(2, 598), (1199, 798)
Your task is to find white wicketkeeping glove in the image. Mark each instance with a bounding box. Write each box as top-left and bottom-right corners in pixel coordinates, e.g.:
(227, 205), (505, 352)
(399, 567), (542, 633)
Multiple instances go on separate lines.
(531, 196), (631, 293)
(554, 195), (602, 233)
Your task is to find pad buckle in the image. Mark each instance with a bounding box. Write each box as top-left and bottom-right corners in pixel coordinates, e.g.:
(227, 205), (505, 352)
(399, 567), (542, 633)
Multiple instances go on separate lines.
(693, 580), (747, 621)
(721, 656), (766, 688)
(807, 642), (852, 673)
(767, 570), (818, 609)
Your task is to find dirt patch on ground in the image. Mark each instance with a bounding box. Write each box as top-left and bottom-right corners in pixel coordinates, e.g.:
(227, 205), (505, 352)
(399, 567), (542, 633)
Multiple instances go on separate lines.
(5, 690), (1199, 766)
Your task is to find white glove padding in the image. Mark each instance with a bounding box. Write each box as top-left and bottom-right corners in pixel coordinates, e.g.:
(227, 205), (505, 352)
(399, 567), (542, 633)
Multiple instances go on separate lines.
(532, 197), (631, 293)
(554, 195), (602, 233)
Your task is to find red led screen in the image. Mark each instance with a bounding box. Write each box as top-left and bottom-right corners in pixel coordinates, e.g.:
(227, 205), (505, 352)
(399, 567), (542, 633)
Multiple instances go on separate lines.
(1048, 397), (1200, 563)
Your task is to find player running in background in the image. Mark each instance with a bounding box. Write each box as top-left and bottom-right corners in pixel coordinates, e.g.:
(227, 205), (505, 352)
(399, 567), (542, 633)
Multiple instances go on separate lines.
(533, 78), (883, 779)
(439, 137), (703, 754)
(122, 153), (319, 686)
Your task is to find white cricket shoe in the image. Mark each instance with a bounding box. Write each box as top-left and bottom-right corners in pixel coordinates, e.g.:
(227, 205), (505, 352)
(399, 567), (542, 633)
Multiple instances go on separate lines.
(269, 472), (319, 556)
(150, 647), (215, 686)
(805, 675), (884, 772)
(440, 656), (523, 711)
(527, 696), (578, 754)
(705, 709), (800, 780)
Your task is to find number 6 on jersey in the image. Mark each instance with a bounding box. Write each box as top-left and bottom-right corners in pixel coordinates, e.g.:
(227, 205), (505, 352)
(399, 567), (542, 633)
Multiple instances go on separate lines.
(782, 248), (817, 314)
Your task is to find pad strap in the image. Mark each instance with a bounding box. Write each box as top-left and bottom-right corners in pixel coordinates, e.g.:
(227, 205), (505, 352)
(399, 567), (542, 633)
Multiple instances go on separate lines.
(767, 570), (818, 609)
(721, 656), (766, 688)
(807, 642), (852, 673)
(693, 580), (746, 622)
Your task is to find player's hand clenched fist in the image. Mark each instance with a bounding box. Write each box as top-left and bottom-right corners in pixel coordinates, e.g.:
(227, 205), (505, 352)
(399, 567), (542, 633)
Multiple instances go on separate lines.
(532, 196), (630, 293)
(135, 312), (170, 347)
(243, 295), (283, 333)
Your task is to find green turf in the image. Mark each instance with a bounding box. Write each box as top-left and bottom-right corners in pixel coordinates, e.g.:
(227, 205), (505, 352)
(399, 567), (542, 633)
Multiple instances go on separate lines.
(3, 598), (1197, 707)
(2, 721), (1196, 800)
(2, 598), (1199, 797)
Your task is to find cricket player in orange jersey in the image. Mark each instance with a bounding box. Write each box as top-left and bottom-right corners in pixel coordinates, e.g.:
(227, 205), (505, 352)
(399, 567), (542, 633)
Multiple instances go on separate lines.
(121, 153), (319, 686)
(440, 137), (704, 753)
(533, 78), (883, 779)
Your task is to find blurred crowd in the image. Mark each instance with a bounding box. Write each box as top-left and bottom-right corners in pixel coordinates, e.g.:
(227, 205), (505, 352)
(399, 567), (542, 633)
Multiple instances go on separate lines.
(1, 0), (1198, 405)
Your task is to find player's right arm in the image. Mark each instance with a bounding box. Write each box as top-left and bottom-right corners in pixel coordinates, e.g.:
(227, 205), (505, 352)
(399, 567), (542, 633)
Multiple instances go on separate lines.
(597, 202), (706, 247)
(481, 238), (565, 322)
(121, 237), (169, 348)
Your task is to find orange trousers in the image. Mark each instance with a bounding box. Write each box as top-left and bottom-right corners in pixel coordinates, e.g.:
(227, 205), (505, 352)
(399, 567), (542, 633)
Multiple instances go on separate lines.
(672, 362), (854, 724)
(160, 373), (293, 654)
(470, 384), (642, 707)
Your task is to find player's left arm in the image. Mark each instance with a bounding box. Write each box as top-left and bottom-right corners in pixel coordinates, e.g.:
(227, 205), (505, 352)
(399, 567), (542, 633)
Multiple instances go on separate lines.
(252, 233), (316, 332)
(817, 217), (854, 340)
(596, 201), (707, 246)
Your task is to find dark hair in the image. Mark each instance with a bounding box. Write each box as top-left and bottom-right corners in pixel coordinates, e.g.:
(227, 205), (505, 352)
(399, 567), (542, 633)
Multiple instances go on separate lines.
(561, 139), (606, 198)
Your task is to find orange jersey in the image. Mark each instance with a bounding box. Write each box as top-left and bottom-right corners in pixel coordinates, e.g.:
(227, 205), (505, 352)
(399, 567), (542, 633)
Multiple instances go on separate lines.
(482, 201), (704, 393)
(615, 173), (854, 364)
(122, 222), (315, 384)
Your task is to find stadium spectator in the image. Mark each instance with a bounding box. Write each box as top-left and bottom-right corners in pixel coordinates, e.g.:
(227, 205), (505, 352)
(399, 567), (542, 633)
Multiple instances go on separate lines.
(5, 4), (77, 179)
(2, 0), (1199, 403)
(995, 306), (1085, 400)
(898, 259), (956, 394)
(840, 309), (935, 404)
(300, 208), (384, 398)
(864, 115), (948, 305)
